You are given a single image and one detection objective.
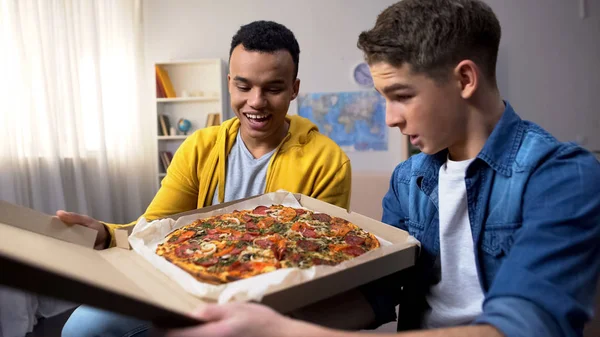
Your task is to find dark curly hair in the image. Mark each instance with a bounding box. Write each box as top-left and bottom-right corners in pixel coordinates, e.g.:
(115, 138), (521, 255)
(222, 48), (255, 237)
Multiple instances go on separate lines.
(357, 0), (501, 84)
(230, 20), (300, 79)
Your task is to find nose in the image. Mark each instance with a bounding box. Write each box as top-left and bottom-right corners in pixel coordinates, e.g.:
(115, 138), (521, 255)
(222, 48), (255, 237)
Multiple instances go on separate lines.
(385, 102), (405, 128)
(248, 88), (267, 110)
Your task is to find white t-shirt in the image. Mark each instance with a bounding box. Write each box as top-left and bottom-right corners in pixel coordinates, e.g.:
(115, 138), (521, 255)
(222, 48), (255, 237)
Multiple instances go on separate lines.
(424, 157), (485, 328)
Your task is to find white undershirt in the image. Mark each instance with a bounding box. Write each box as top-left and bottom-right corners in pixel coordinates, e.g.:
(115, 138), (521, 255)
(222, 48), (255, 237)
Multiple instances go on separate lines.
(424, 157), (484, 328)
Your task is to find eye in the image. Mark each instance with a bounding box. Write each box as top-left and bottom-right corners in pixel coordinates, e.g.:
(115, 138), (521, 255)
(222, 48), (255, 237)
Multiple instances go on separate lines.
(267, 88), (283, 94)
(237, 86), (250, 92)
(395, 94), (413, 101)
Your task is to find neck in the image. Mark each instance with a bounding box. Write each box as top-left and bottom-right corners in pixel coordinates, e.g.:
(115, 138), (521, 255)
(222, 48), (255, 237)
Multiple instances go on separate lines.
(240, 120), (290, 158)
(448, 88), (505, 161)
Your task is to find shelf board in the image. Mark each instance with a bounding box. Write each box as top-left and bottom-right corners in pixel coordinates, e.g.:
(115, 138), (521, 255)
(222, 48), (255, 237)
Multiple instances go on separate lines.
(156, 97), (218, 103)
(157, 135), (188, 140)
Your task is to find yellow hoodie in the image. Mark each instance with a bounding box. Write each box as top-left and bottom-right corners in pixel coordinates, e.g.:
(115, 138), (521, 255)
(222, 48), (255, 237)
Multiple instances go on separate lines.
(105, 115), (351, 247)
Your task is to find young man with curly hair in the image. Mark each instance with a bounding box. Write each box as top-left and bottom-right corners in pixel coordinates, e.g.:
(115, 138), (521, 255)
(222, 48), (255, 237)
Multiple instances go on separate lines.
(59, 20), (351, 337)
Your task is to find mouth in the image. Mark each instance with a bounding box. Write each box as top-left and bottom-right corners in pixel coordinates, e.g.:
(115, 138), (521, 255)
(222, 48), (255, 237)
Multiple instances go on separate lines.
(242, 112), (273, 129)
(409, 135), (419, 145)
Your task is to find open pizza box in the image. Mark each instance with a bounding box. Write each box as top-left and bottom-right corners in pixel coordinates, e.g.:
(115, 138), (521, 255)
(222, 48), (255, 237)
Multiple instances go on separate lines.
(0, 191), (418, 328)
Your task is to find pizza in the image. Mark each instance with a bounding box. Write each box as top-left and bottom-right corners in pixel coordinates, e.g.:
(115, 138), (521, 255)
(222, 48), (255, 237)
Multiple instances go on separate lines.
(156, 205), (380, 284)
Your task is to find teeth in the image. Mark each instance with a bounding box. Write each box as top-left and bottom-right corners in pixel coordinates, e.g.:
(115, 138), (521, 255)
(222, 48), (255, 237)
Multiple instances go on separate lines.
(245, 113), (269, 120)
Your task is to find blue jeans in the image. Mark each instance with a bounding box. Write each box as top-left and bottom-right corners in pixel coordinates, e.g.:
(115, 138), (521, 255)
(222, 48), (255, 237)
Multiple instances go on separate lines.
(62, 305), (151, 337)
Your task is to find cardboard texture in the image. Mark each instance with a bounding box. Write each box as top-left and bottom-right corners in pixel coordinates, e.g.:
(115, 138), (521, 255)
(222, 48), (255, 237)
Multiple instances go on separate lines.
(0, 201), (97, 248)
(0, 193), (418, 328)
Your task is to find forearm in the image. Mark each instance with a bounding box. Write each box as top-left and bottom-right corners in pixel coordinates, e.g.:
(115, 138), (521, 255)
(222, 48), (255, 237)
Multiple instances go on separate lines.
(282, 323), (502, 337)
(392, 325), (503, 337)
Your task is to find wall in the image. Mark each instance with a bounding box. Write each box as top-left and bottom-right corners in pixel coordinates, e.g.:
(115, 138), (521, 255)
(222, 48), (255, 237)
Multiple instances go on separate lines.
(143, 0), (403, 174)
(490, 0), (600, 151)
(144, 0), (600, 174)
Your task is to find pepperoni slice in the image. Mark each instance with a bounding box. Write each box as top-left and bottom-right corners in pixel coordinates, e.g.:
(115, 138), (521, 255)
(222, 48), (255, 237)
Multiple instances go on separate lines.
(311, 213), (331, 222)
(227, 261), (251, 273)
(207, 229), (219, 235)
(174, 244), (200, 258)
(255, 239), (273, 249)
(194, 257), (218, 267)
(241, 233), (259, 241)
(343, 246), (365, 257)
(245, 221), (259, 231)
(301, 228), (317, 238)
(231, 247), (244, 255)
(242, 214), (254, 222)
(295, 208), (307, 216)
(332, 218), (350, 226)
(344, 235), (365, 246)
(297, 239), (320, 251)
(312, 258), (336, 266)
(252, 206), (269, 215)
(204, 234), (221, 241)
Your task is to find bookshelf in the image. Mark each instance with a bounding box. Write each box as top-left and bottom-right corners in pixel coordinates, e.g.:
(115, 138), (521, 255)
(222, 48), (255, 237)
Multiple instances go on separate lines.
(155, 59), (226, 185)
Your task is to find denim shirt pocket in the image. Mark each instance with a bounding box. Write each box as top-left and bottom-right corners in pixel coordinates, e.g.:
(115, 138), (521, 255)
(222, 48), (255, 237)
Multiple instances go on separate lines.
(481, 222), (521, 257)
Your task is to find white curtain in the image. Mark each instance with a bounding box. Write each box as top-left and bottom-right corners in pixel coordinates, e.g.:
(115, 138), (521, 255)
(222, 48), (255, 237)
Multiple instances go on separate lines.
(0, 0), (156, 224)
(0, 1), (156, 335)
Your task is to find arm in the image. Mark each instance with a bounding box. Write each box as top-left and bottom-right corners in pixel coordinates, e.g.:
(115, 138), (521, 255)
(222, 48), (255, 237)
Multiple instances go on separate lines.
(104, 137), (202, 246)
(475, 146), (600, 337)
(164, 302), (503, 337)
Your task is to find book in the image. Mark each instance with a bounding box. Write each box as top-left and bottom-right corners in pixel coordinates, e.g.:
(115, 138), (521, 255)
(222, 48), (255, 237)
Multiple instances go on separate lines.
(155, 70), (166, 98)
(157, 115), (164, 136)
(205, 113), (221, 127)
(155, 65), (176, 98)
(159, 152), (169, 171)
(159, 114), (169, 136)
(163, 115), (171, 135)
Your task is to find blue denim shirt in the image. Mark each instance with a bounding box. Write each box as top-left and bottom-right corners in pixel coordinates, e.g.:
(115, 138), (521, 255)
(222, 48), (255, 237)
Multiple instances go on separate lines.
(371, 102), (600, 337)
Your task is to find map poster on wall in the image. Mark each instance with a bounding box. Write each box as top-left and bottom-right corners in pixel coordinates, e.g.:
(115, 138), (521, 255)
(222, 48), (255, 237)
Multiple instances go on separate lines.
(297, 91), (387, 152)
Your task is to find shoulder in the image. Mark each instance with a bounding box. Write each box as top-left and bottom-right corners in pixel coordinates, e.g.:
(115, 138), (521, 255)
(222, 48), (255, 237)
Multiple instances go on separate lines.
(287, 129), (350, 166)
(515, 121), (599, 174)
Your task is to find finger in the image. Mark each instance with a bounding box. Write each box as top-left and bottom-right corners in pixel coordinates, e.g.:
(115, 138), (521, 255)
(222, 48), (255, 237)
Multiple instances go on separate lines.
(191, 304), (228, 322)
(56, 210), (92, 226)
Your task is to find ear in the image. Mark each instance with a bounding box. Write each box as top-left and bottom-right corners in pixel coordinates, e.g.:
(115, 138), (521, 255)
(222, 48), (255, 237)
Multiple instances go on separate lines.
(453, 60), (479, 99)
(291, 78), (300, 100)
(227, 73), (233, 93)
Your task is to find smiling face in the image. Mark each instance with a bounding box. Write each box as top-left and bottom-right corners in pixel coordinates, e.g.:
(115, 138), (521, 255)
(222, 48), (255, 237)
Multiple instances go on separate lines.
(371, 62), (468, 155)
(228, 45), (300, 145)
